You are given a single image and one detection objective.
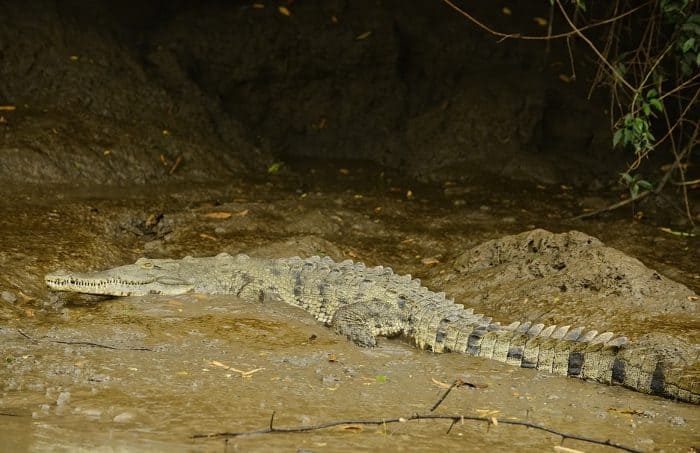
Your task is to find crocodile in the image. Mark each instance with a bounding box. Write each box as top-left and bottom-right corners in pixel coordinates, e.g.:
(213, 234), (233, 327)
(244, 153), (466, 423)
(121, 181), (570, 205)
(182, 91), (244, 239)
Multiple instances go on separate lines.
(45, 253), (699, 404)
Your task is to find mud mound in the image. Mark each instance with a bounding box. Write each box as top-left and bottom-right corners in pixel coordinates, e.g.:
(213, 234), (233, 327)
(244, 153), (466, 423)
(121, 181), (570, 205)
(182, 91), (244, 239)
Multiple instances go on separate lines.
(454, 229), (696, 312)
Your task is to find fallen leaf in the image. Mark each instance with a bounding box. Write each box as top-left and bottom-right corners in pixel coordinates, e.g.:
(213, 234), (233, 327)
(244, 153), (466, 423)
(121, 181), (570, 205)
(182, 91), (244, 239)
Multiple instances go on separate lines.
(533, 17), (548, 26)
(489, 416), (498, 426)
(341, 425), (364, 432)
(421, 257), (441, 265)
(204, 211), (233, 220)
(69, 55), (79, 61)
(199, 233), (218, 241)
(268, 162), (284, 174)
(431, 378), (452, 389)
(0, 105), (16, 111)
(502, 7), (512, 15)
(339, 168), (350, 175)
(559, 73), (575, 84)
(554, 446), (584, 453)
(278, 6), (291, 16)
(355, 31), (372, 40)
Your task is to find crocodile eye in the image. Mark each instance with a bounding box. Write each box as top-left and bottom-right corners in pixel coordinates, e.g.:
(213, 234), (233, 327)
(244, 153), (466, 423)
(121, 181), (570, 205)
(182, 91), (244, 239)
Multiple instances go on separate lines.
(140, 261), (154, 269)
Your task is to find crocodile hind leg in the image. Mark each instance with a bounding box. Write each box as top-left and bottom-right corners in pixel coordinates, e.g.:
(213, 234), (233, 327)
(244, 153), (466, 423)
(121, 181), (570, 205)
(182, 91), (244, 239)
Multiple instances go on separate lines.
(331, 299), (407, 347)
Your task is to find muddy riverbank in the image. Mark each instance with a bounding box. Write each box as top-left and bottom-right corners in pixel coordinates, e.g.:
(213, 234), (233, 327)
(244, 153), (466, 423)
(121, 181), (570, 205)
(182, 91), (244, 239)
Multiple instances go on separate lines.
(1, 161), (698, 451)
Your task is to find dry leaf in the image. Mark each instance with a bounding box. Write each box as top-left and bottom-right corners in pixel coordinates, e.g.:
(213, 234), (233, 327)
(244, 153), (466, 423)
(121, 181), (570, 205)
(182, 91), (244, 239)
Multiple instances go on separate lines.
(489, 416), (498, 426)
(341, 425), (364, 432)
(421, 257), (440, 265)
(278, 6), (291, 16)
(355, 31), (372, 40)
(0, 105), (16, 111)
(339, 168), (350, 175)
(199, 233), (218, 241)
(431, 378), (452, 389)
(559, 74), (573, 83)
(554, 446), (584, 453)
(533, 17), (548, 26)
(502, 7), (512, 15)
(204, 211), (233, 220)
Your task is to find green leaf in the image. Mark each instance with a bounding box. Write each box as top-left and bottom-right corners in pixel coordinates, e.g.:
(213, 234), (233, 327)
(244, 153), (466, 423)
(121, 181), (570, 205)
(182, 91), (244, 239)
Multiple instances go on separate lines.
(649, 98), (664, 112)
(267, 162), (284, 174)
(682, 37), (696, 53)
(375, 374), (388, 383)
(646, 88), (658, 99)
(681, 22), (700, 36)
(613, 129), (624, 147)
(637, 180), (654, 190)
(642, 103), (651, 116)
(620, 172), (633, 184)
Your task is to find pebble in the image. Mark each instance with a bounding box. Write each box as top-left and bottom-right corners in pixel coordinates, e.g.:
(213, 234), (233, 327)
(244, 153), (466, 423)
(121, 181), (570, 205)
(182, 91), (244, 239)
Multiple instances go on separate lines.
(668, 415), (686, 426)
(113, 412), (135, 423)
(56, 391), (71, 406)
(1, 291), (17, 303)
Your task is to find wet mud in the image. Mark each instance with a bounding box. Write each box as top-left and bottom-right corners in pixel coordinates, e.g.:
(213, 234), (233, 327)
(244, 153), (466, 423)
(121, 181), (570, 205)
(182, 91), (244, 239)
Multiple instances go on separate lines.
(1, 162), (699, 451)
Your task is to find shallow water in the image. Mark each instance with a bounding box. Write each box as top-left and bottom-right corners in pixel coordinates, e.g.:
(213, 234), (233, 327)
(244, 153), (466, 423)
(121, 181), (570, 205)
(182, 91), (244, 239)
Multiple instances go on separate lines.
(1, 162), (698, 451)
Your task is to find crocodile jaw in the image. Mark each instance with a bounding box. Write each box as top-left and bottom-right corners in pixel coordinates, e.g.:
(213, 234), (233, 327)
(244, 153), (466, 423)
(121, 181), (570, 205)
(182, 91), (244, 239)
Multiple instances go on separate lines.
(45, 270), (194, 296)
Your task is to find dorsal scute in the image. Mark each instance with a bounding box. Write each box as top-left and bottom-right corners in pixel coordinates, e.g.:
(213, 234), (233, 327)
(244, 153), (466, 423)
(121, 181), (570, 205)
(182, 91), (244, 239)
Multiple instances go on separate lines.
(539, 325), (557, 338)
(590, 331), (615, 345)
(577, 330), (598, 343)
(551, 325), (570, 339)
(527, 323), (545, 336)
(563, 326), (584, 341)
(516, 322), (532, 333)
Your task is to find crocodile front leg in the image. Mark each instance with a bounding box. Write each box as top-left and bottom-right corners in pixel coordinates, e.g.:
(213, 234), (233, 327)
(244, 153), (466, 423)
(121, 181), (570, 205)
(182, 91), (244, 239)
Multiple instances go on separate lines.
(331, 299), (407, 347)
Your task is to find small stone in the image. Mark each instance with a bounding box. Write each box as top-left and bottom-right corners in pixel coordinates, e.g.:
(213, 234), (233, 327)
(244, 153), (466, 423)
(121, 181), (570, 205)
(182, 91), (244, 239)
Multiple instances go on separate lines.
(113, 412), (135, 423)
(56, 391), (71, 406)
(1, 291), (17, 303)
(322, 374), (338, 385)
(668, 416), (686, 426)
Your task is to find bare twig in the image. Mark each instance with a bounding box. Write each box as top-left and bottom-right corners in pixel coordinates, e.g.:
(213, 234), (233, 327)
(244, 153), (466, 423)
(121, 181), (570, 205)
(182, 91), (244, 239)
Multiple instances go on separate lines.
(554, 0), (635, 92)
(17, 329), (153, 351)
(430, 379), (462, 412)
(441, 0), (649, 42)
(192, 412), (643, 452)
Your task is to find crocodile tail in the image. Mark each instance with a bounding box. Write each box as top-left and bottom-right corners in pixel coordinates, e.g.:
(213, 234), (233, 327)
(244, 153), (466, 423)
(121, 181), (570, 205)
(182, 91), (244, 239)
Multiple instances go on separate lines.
(442, 319), (699, 404)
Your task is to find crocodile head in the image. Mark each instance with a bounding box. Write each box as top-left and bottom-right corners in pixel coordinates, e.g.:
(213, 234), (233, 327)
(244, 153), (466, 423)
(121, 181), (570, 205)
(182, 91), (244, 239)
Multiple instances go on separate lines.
(45, 257), (196, 296)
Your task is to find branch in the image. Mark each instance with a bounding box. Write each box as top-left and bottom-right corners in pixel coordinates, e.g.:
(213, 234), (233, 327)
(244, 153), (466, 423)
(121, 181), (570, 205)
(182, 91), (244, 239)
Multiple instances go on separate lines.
(441, 0), (649, 42)
(554, 0), (635, 92)
(192, 412), (643, 452)
(17, 329), (153, 352)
